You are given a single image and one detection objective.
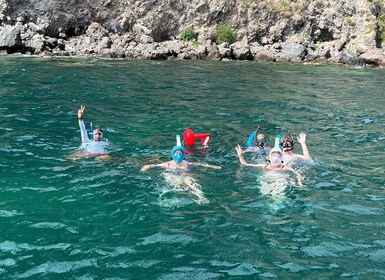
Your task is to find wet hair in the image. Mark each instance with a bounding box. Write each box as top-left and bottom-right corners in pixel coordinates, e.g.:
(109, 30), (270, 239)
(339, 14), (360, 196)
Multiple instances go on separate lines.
(93, 126), (103, 133)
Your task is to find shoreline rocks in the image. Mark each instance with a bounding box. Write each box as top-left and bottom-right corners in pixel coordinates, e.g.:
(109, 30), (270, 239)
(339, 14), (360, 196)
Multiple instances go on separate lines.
(1, 0), (385, 66)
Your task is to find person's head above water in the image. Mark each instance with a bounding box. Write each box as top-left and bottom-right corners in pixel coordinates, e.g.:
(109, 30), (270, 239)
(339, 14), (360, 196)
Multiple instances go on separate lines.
(269, 135), (284, 167)
(171, 145), (186, 164)
(93, 127), (103, 142)
(269, 147), (284, 167)
(255, 133), (267, 149)
(281, 134), (294, 152)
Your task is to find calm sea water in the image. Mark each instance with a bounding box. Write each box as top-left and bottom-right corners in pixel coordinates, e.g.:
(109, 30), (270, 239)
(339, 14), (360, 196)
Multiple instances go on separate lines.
(1, 56), (385, 279)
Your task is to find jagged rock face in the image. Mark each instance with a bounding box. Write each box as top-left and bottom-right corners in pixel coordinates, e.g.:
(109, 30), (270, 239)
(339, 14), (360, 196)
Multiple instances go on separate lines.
(1, 0), (373, 43)
(0, 25), (22, 47)
(0, 0), (384, 65)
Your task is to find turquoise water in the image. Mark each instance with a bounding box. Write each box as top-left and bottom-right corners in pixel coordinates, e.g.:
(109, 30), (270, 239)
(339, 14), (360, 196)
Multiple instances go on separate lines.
(1, 57), (385, 279)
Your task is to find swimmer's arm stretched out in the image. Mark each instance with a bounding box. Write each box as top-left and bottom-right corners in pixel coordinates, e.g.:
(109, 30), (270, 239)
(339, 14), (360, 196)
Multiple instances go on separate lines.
(189, 162), (221, 170)
(283, 165), (304, 187)
(243, 146), (271, 154)
(78, 105), (90, 143)
(243, 147), (260, 153)
(141, 162), (168, 172)
(235, 144), (264, 167)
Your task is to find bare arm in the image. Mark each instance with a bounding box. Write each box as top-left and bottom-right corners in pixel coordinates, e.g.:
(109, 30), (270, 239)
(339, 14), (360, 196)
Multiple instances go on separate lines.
(284, 166), (304, 187)
(297, 132), (311, 160)
(243, 147), (259, 153)
(235, 144), (263, 167)
(141, 162), (168, 172)
(78, 105), (89, 143)
(189, 162), (221, 169)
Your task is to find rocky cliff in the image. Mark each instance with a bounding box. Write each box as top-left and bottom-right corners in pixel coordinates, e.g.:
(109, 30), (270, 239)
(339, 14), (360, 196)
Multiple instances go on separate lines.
(1, 0), (385, 65)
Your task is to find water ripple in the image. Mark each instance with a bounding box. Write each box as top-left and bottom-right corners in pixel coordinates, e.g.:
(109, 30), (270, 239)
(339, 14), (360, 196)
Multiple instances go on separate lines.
(0, 210), (23, 217)
(16, 259), (97, 278)
(302, 241), (371, 257)
(338, 204), (382, 215)
(140, 232), (195, 246)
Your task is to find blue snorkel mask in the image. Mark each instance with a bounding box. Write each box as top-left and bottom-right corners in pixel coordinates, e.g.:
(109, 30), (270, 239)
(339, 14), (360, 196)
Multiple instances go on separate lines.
(171, 145), (185, 164)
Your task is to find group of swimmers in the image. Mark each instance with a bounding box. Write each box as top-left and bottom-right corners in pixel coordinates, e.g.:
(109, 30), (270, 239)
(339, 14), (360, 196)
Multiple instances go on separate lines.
(71, 106), (311, 188)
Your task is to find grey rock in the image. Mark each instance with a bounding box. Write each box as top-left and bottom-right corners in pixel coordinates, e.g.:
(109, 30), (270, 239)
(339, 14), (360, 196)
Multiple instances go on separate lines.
(25, 34), (45, 51)
(340, 50), (364, 66)
(360, 50), (385, 66)
(0, 25), (22, 47)
(230, 42), (252, 60)
(281, 42), (307, 59)
(0, 0), (383, 65)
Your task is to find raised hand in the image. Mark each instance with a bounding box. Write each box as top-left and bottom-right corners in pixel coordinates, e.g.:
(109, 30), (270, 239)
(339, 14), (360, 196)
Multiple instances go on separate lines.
(235, 144), (243, 157)
(78, 105), (85, 119)
(297, 132), (306, 145)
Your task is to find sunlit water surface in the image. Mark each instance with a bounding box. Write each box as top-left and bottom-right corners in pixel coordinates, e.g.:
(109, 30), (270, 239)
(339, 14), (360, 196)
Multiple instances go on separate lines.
(1, 57), (385, 279)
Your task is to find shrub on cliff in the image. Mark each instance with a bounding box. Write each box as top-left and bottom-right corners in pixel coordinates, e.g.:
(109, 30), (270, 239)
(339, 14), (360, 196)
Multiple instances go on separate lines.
(216, 25), (235, 45)
(179, 27), (197, 41)
(378, 13), (385, 42)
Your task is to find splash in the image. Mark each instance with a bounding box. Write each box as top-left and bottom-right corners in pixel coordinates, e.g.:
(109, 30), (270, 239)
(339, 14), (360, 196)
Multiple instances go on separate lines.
(259, 172), (293, 211)
(159, 172), (209, 206)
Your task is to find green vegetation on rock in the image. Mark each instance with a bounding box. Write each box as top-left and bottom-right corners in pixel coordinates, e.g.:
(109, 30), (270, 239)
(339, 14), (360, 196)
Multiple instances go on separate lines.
(179, 27), (197, 41)
(377, 12), (385, 42)
(216, 25), (235, 45)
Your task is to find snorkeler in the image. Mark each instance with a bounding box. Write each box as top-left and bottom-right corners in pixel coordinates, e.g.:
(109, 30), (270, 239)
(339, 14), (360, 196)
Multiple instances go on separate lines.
(244, 133), (270, 154)
(141, 141), (221, 172)
(281, 132), (310, 165)
(67, 105), (110, 160)
(243, 127), (270, 155)
(141, 136), (221, 205)
(235, 139), (303, 187)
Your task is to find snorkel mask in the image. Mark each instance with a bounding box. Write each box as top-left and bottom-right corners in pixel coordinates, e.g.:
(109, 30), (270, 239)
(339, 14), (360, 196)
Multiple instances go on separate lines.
(281, 133), (294, 152)
(269, 149), (284, 167)
(269, 135), (284, 167)
(255, 134), (267, 149)
(171, 135), (185, 164)
(171, 146), (185, 164)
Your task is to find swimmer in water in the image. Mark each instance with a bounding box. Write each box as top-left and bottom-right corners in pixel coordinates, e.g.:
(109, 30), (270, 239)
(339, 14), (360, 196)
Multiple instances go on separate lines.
(141, 144), (221, 172)
(243, 127), (270, 155)
(244, 133), (271, 155)
(235, 143), (303, 187)
(67, 105), (110, 160)
(281, 132), (310, 165)
(141, 140), (221, 205)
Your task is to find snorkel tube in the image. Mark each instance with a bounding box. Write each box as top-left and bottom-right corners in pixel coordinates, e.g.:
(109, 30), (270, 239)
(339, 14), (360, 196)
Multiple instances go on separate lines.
(89, 122), (94, 140)
(176, 135), (181, 146)
(246, 130), (258, 148)
(275, 134), (282, 149)
(246, 126), (268, 155)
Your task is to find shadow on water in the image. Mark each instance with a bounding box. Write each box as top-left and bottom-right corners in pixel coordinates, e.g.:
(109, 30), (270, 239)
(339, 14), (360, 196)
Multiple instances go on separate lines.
(1, 57), (385, 278)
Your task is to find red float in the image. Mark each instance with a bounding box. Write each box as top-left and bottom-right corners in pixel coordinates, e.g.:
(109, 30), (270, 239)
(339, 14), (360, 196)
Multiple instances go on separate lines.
(183, 128), (211, 147)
